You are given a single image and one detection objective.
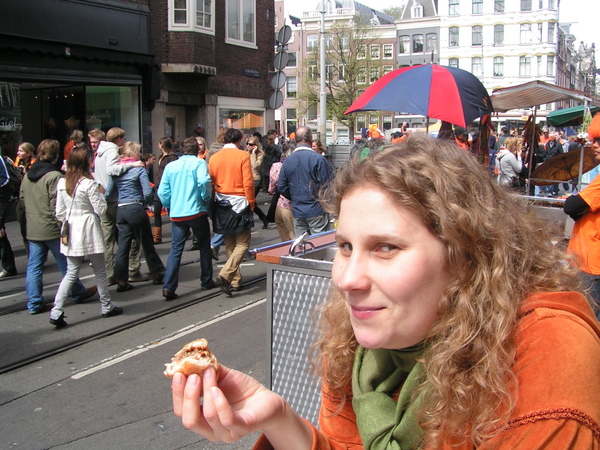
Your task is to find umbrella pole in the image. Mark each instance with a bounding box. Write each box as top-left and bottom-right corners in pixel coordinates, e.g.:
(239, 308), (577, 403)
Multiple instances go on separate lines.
(426, 117), (429, 133)
(527, 107), (537, 194)
(577, 101), (590, 193)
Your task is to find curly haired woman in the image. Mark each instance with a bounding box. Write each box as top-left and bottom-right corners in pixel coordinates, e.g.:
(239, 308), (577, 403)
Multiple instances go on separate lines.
(171, 136), (600, 449)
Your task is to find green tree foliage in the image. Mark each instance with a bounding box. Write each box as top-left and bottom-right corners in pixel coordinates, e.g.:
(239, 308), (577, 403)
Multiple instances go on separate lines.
(383, 6), (403, 20)
(297, 21), (382, 137)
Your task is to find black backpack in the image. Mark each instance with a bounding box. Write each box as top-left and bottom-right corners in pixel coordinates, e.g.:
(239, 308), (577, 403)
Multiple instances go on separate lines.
(1, 156), (23, 198)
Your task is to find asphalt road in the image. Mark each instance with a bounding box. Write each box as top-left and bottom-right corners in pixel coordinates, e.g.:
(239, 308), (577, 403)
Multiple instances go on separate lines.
(0, 193), (282, 449)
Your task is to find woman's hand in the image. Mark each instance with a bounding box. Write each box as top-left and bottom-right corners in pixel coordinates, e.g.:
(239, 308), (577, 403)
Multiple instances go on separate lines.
(172, 365), (292, 443)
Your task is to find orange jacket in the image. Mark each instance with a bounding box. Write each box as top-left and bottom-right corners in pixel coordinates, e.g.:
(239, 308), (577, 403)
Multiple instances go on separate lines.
(208, 144), (255, 209)
(568, 173), (600, 274)
(255, 292), (600, 449)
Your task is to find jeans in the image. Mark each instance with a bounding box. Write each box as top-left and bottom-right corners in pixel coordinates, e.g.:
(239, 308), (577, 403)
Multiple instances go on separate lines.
(293, 214), (330, 237)
(51, 253), (116, 319)
(114, 203), (164, 282)
(26, 239), (87, 313)
(163, 215), (213, 292)
(211, 233), (224, 249)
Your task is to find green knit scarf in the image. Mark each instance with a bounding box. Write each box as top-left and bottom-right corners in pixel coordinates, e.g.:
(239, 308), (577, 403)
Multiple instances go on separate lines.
(352, 345), (426, 449)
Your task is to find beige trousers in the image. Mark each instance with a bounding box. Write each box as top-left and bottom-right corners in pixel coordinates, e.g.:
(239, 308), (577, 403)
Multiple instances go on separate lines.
(219, 229), (251, 288)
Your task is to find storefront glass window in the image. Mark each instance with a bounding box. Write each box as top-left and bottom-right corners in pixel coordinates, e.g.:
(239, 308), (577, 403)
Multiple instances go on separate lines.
(219, 108), (264, 137)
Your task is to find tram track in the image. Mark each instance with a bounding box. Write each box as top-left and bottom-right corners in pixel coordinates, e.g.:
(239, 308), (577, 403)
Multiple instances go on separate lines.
(0, 274), (267, 375)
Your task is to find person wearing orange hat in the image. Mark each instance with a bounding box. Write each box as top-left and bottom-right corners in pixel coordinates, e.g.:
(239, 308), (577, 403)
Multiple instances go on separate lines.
(564, 113), (600, 319)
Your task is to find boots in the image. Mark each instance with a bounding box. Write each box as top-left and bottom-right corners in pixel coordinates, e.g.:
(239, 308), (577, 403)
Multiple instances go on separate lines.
(152, 227), (162, 244)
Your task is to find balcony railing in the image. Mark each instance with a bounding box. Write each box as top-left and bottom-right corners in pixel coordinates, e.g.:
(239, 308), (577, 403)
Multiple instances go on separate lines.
(302, 8), (356, 18)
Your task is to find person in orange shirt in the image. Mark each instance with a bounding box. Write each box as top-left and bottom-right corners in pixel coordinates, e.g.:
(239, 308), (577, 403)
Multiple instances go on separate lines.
(208, 128), (255, 296)
(564, 113), (600, 320)
(171, 135), (600, 449)
(367, 123), (383, 140)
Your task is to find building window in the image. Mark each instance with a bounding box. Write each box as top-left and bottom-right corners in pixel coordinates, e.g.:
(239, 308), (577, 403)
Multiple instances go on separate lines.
(285, 108), (297, 135)
(383, 65), (394, 75)
(521, 0), (532, 11)
(169, 0), (215, 33)
(493, 56), (504, 76)
(226, 0), (255, 47)
(471, 57), (482, 77)
(520, 23), (532, 44)
(494, 25), (504, 45)
(411, 4), (423, 18)
(287, 52), (297, 68)
(413, 34), (424, 53)
(548, 0), (556, 9)
(383, 114), (392, 130)
(357, 115), (366, 131)
(449, 0), (460, 16)
(307, 104), (317, 121)
(449, 57), (459, 68)
(426, 33), (437, 52)
(472, 0), (483, 14)
(472, 26), (482, 46)
(339, 63), (347, 81)
(308, 61), (318, 79)
(370, 44), (380, 59)
(369, 66), (380, 83)
(383, 44), (394, 59)
(547, 22), (555, 43)
(537, 55), (542, 75)
(357, 68), (367, 84)
(307, 35), (317, 52)
(547, 55), (555, 76)
(537, 22), (543, 42)
(449, 27), (459, 47)
(494, 0), (505, 12)
(519, 55), (531, 76)
(357, 45), (366, 59)
(286, 76), (297, 98)
(399, 35), (410, 54)
(326, 60), (335, 80)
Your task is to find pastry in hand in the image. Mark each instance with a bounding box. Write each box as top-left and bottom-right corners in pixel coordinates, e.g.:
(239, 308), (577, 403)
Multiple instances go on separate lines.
(164, 338), (219, 378)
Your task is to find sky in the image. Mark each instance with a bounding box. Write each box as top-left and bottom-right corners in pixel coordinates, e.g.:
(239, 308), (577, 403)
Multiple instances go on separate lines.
(286, 0), (599, 63)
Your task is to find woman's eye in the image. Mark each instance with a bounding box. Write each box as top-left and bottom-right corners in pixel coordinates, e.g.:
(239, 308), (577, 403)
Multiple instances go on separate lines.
(338, 242), (352, 254)
(376, 244), (398, 253)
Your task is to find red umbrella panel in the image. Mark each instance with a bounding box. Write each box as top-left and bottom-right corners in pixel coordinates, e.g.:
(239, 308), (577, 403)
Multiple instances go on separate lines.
(344, 64), (494, 128)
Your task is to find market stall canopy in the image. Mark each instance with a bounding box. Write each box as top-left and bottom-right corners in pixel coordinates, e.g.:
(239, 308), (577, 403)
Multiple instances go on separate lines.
(530, 146), (598, 185)
(547, 105), (600, 127)
(490, 81), (600, 112)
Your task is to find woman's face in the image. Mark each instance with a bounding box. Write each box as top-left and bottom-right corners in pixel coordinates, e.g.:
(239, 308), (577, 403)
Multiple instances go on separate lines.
(332, 185), (451, 350)
(17, 147), (30, 160)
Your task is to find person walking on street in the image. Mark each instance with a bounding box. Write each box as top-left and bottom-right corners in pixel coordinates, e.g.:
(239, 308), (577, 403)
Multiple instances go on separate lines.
(152, 137), (178, 245)
(18, 139), (96, 315)
(208, 128), (255, 296)
(49, 147), (122, 327)
(278, 126), (333, 237)
(158, 137), (216, 300)
(94, 127), (146, 285)
(111, 141), (165, 292)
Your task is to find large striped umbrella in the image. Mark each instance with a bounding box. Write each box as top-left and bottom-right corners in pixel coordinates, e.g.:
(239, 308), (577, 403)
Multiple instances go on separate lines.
(344, 64), (494, 128)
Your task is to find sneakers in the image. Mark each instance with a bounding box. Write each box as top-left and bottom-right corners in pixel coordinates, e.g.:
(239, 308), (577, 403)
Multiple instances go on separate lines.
(219, 276), (232, 297)
(29, 304), (48, 315)
(102, 306), (124, 318)
(49, 312), (68, 328)
(162, 289), (179, 300)
(128, 273), (150, 282)
(0, 269), (17, 278)
(116, 282), (134, 292)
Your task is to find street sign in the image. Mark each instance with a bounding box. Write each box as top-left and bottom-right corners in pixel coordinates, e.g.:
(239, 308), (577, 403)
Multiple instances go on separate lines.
(268, 91), (284, 109)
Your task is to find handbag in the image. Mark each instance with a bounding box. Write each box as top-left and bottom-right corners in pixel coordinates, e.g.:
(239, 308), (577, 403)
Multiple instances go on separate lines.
(60, 179), (81, 245)
(266, 191), (280, 223)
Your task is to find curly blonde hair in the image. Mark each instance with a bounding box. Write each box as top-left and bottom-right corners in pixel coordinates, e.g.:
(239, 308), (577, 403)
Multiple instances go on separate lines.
(313, 135), (583, 446)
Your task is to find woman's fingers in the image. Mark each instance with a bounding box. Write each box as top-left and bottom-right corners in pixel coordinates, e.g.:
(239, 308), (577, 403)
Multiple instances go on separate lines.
(201, 368), (241, 442)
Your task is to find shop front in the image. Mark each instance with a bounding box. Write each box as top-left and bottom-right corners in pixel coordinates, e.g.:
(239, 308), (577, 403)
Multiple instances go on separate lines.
(0, 0), (155, 160)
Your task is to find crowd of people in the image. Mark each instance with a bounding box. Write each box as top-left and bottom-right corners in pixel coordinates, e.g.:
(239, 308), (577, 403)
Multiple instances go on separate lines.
(0, 124), (339, 327)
